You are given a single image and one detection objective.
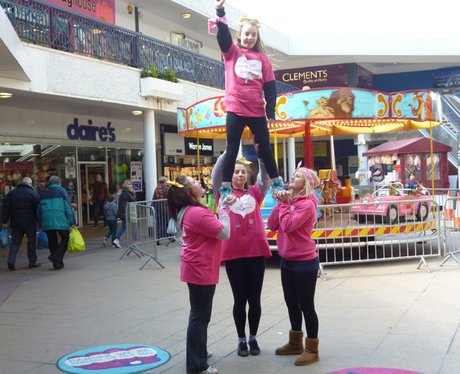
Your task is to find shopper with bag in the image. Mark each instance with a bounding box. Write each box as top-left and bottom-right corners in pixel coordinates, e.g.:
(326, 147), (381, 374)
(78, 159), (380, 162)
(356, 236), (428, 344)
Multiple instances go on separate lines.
(1, 177), (41, 271)
(37, 176), (76, 270)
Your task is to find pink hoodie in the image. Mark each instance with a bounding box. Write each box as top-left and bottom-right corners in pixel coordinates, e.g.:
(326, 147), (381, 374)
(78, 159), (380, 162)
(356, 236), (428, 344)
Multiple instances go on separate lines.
(267, 195), (318, 261)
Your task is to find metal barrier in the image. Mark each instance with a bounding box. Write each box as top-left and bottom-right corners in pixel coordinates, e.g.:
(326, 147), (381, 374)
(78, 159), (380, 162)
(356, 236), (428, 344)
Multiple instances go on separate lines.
(119, 200), (164, 270)
(266, 197), (442, 275)
(440, 194), (460, 266)
(150, 198), (181, 246)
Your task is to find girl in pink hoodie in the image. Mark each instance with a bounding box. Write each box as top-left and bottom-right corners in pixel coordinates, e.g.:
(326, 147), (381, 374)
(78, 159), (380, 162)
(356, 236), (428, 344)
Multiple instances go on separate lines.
(167, 176), (231, 374)
(267, 167), (321, 367)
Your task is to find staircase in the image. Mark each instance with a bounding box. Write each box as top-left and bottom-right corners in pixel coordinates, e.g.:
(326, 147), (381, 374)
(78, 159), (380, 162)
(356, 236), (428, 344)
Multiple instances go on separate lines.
(416, 94), (460, 169)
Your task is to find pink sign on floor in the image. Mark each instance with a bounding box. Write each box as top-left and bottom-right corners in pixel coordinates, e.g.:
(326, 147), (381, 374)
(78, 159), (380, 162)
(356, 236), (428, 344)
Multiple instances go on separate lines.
(328, 369), (420, 374)
(44, 0), (115, 23)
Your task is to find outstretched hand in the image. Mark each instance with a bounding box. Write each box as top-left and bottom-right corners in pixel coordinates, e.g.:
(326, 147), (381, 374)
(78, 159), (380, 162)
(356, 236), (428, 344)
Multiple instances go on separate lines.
(215, 0), (225, 9)
(275, 190), (292, 203)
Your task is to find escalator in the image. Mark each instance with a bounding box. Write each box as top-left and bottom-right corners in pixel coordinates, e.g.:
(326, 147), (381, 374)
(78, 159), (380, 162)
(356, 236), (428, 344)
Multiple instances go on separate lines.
(417, 94), (460, 169)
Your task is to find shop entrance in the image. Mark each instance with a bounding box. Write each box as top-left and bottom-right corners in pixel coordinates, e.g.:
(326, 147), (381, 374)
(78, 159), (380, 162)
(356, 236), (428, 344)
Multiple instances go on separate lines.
(77, 163), (107, 227)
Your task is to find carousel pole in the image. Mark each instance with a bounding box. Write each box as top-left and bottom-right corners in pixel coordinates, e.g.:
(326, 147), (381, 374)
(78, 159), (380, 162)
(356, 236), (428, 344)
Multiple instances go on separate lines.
(196, 135), (201, 181)
(330, 134), (336, 172)
(429, 122), (435, 194)
(274, 125), (278, 167)
(304, 121), (313, 168)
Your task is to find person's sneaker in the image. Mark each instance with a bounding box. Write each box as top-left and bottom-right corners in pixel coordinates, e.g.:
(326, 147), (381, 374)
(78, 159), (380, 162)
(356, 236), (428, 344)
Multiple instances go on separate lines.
(7, 263), (15, 271)
(113, 239), (121, 248)
(103, 236), (108, 247)
(28, 263), (41, 269)
(248, 339), (261, 355)
(219, 184), (232, 200)
(199, 366), (218, 374)
(237, 342), (249, 357)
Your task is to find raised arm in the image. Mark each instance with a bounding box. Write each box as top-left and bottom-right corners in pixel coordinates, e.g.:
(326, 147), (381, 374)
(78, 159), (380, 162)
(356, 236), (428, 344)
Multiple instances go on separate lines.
(257, 157), (271, 195)
(211, 152), (225, 198)
(215, 0), (232, 53)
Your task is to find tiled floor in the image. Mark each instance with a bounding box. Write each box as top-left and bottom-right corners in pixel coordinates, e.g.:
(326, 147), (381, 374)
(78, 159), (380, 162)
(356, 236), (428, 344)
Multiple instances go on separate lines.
(1, 227), (460, 373)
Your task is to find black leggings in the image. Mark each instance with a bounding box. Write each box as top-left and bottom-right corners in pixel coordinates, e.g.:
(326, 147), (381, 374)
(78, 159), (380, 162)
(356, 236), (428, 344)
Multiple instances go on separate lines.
(222, 112), (279, 182)
(225, 256), (266, 338)
(281, 267), (319, 338)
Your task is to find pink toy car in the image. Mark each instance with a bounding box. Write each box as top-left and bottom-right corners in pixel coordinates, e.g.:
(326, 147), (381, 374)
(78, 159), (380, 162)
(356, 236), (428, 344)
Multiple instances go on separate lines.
(351, 182), (432, 224)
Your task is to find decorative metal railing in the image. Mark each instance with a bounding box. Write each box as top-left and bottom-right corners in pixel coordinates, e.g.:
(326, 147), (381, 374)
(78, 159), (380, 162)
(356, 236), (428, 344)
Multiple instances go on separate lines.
(1, 0), (296, 93)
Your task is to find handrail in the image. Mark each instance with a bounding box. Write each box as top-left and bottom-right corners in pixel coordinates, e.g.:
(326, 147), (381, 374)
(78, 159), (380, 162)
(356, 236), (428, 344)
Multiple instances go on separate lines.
(0, 0), (297, 93)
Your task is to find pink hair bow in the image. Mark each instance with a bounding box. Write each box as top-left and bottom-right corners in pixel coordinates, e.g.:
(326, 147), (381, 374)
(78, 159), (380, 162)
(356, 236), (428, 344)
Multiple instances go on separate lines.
(208, 16), (228, 35)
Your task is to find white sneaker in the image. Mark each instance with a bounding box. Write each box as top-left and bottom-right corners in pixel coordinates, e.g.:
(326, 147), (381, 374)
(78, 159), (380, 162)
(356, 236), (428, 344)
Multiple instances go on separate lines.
(113, 239), (121, 248)
(103, 236), (107, 246)
(199, 366), (218, 374)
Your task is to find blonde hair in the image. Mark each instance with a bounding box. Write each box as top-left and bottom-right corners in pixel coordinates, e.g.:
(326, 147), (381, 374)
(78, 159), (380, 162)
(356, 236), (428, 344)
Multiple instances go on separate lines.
(121, 179), (132, 188)
(293, 168), (319, 198)
(236, 17), (265, 53)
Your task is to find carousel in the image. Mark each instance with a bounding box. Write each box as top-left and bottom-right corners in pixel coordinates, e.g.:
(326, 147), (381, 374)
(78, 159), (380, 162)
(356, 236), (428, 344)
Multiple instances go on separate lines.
(177, 87), (443, 209)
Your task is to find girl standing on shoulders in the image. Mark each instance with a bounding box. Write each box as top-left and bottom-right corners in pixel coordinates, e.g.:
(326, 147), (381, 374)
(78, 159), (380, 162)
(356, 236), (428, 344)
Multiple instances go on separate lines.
(267, 167), (321, 366)
(211, 152), (272, 357)
(210, 0), (284, 201)
(167, 176), (232, 374)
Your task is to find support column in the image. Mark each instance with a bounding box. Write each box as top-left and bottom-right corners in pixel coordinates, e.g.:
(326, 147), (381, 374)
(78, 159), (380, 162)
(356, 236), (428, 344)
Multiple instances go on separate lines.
(357, 133), (369, 187)
(288, 137), (296, 180)
(282, 139), (287, 181)
(144, 109), (157, 202)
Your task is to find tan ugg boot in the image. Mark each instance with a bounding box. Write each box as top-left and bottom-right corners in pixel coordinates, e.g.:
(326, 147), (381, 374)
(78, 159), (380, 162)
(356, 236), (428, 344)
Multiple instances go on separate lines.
(294, 338), (319, 366)
(275, 330), (304, 355)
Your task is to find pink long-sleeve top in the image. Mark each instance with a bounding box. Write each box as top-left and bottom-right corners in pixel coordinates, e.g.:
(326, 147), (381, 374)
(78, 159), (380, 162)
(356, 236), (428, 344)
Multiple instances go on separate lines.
(221, 185), (271, 262)
(267, 195), (318, 261)
(180, 206), (224, 285)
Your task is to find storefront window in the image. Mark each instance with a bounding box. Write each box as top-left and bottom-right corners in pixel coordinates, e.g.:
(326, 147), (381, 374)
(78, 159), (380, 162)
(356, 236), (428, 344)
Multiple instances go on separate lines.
(77, 147), (106, 162)
(425, 153), (440, 180)
(107, 148), (143, 194)
(404, 153), (421, 181)
(0, 143), (77, 198)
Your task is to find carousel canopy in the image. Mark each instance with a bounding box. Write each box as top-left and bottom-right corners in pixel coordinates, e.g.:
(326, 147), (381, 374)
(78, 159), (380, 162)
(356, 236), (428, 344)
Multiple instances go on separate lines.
(177, 88), (442, 139)
(363, 137), (452, 157)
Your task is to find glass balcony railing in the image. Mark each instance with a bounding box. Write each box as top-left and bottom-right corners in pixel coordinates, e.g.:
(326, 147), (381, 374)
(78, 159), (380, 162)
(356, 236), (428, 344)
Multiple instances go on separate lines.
(0, 0), (296, 93)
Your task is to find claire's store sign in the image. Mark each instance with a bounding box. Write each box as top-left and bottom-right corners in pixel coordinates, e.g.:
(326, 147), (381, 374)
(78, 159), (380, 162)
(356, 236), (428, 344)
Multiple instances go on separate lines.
(67, 118), (116, 142)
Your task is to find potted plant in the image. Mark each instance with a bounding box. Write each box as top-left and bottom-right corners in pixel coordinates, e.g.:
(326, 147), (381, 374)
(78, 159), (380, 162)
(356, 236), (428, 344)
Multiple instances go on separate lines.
(139, 64), (183, 101)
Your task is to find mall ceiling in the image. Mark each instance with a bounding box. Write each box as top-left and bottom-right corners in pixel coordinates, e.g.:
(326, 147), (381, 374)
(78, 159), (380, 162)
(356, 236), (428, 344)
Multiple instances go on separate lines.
(132, 0), (460, 74)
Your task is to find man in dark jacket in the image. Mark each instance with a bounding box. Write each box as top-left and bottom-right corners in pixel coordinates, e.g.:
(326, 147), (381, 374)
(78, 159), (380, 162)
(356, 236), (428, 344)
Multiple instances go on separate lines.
(91, 173), (109, 228)
(1, 177), (41, 270)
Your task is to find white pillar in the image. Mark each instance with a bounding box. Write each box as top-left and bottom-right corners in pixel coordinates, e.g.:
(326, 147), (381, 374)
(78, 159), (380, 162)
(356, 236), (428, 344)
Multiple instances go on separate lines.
(144, 109), (157, 202)
(288, 137), (296, 179)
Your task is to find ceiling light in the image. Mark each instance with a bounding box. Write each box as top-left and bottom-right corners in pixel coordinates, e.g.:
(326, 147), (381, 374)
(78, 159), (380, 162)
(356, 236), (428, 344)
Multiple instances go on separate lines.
(0, 92), (13, 98)
(181, 12), (191, 19)
(131, 110), (143, 116)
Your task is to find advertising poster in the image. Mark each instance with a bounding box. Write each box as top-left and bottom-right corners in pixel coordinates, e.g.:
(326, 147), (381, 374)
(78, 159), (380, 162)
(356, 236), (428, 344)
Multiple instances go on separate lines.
(130, 161), (143, 192)
(65, 157), (76, 179)
(44, 0), (115, 23)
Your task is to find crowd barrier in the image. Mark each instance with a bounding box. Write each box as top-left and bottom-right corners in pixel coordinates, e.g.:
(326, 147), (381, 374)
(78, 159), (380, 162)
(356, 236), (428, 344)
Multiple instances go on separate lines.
(440, 194), (460, 266)
(117, 193), (460, 274)
(267, 197), (442, 276)
(119, 200), (166, 270)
